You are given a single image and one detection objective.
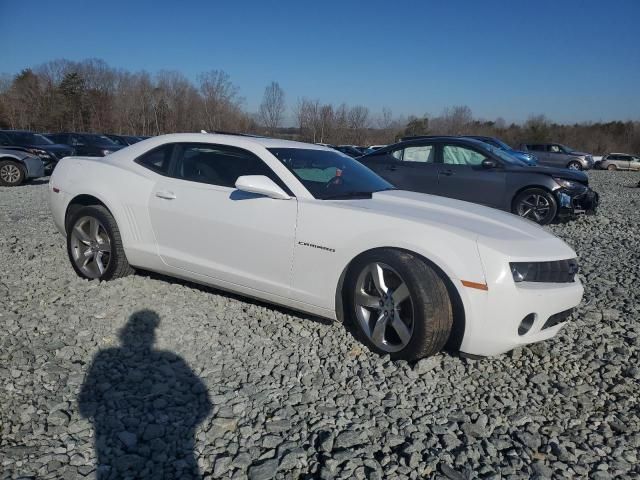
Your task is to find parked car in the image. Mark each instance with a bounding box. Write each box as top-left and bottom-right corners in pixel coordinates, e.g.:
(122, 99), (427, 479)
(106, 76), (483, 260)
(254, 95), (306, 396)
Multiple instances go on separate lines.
(104, 134), (144, 146)
(45, 133), (124, 157)
(463, 136), (537, 166)
(519, 143), (594, 170)
(0, 149), (45, 186)
(49, 133), (583, 360)
(598, 153), (640, 171)
(333, 145), (364, 158)
(0, 130), (74, 173)
(359, 137), (598, 225)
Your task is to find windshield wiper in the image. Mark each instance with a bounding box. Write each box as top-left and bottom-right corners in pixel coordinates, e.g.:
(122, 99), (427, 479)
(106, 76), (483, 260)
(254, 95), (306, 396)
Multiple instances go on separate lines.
(322, 188), (396, 200)
(322, 191), (374, 200)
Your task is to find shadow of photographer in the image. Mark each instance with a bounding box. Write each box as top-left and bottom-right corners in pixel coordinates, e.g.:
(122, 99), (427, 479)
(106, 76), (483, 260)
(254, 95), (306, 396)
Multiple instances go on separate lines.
(79, 309), (212, 479)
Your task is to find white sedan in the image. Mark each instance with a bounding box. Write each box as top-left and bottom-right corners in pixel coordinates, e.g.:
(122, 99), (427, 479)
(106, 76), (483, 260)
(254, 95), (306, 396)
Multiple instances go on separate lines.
(49, 133), (583, 360)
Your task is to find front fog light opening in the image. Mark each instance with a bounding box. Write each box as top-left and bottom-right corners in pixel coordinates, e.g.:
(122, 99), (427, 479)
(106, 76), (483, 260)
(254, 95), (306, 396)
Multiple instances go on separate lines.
(518, 313), (536, 336)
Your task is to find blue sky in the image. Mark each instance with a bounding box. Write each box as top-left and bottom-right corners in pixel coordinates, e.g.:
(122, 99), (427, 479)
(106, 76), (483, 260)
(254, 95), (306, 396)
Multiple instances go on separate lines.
(1, 0), (639, 124)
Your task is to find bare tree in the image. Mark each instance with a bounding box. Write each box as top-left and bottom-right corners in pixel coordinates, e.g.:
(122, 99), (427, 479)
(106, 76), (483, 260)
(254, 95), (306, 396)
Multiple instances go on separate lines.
(197, 70), (241, 131)
(258, 81), (285, 134)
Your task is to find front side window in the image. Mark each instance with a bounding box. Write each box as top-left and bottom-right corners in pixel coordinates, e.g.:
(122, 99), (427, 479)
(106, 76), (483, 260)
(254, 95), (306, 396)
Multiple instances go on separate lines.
(136, 144), (174, 175)
(442, 145), (487, 166)
(528, 144), (545, 152)
(173, 143), (277, 188)
(549, 145), (562, 153)
(269, 148), (393, 200)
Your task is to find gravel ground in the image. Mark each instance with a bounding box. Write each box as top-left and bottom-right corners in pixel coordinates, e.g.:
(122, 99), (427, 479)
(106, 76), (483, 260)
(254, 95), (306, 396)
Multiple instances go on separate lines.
(1, 172), (639, 480)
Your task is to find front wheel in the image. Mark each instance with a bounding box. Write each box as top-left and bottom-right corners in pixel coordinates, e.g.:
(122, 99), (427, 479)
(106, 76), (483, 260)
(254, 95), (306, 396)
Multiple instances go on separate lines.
(607, 164), (617, 171)
(513, 188), (558, 225)
(0, 160), (25, 186)
(345, 249), (452, 361)
(567, 161), (582, 171)
(67, 205), (134, 280)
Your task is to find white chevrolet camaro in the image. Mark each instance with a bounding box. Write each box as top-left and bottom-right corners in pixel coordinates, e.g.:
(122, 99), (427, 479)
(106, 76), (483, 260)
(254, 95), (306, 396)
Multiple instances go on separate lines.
(49, 133), (583, 360)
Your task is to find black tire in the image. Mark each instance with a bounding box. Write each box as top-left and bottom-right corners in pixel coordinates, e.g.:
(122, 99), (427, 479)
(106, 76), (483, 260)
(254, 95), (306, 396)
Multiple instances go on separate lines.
(344, 249), (452, 361)
(607, 164), (617, 171)
(0, 160), (26, 186)
(512, 188), (558, 225)
(567, 161), (582, 171)
(66, 205), (134, 280)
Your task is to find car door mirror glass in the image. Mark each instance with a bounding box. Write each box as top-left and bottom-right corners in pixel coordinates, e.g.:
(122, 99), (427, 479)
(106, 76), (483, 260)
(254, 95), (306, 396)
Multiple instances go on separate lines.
(235, 175), (291, 200)
(481, 159), (499, 169)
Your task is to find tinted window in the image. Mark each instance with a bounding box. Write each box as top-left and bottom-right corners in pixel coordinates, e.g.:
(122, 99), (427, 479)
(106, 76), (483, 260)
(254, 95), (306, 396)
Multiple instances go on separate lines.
(269, 148), (392, 200)
(136, 145), (174, 175)
(0, 132), (11, 145)
(527, 144), (546, 152)
(109, 136), (128, 146)
(174, 143), (277, 188)
(6, 131), (54, 145)
(47, 134), (67, 144)
(442, 145), (487, 166)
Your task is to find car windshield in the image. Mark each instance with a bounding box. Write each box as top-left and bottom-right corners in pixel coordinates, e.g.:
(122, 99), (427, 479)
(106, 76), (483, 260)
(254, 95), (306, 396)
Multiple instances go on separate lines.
(485, 145), (530, 166)
(7, 132), (54, 145)
(81, 134), (118, 145)
(489, 138), (513, 151)
(268, 148), (394, 200)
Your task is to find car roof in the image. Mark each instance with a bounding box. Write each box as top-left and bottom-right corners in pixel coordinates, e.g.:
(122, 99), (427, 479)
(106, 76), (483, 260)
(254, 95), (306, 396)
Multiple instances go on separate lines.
(137, 132), (332, 151)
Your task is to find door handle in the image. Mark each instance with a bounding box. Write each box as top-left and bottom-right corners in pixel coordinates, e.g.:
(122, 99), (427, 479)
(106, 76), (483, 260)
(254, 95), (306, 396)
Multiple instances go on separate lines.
(440, 169), (454, 176)
(155, 191), (176, 200)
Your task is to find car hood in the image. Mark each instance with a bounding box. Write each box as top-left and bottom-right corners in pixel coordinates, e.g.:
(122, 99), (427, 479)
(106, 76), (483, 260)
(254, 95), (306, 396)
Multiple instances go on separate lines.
(337, 190), (577, 260)
(32, 144), (75, 154)
(504, 164), (588, 183)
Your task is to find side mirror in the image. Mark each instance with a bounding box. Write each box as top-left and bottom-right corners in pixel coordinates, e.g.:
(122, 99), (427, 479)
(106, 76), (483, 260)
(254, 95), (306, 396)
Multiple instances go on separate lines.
(481, 158), (499, 169)
(235, 175), (291, 200)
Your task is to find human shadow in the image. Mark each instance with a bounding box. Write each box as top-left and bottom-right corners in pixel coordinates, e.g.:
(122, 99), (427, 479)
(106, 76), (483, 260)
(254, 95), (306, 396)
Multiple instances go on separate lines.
(79, 310), (212, 479)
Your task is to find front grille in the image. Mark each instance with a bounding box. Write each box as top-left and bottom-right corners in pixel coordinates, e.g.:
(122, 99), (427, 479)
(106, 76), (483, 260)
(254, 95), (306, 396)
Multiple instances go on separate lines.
(510, 259), (579, 283)
(542, 308), (573, 329)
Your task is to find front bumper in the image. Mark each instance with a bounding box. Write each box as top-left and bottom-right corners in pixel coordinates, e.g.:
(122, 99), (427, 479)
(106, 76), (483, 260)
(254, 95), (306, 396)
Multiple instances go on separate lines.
(556, 188), (599, 217)
(23, 156), (46, 179)
(458, 240), (584, 357)
(459, 271), (584, 357)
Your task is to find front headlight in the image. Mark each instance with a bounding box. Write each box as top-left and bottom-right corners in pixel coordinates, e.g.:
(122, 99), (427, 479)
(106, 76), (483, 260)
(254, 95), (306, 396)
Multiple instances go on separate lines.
(553, 177), (584, 190)
(510, 259), (579, 283)
(27, 148), (50, 158)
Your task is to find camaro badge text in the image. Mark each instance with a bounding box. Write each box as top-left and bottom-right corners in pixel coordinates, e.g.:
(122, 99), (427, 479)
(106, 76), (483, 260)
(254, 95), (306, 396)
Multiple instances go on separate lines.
(298, 241), (335, 253)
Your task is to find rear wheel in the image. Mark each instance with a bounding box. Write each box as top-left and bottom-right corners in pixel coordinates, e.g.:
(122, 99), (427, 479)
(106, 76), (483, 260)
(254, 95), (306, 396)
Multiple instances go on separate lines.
(0, 160), (25, 186)
(607, 164), (617, 171)
(67, 205), (134, 280)
(513, 188), (558, 225)
(345, 249), (452, 361)
(567, 161), (582, 170)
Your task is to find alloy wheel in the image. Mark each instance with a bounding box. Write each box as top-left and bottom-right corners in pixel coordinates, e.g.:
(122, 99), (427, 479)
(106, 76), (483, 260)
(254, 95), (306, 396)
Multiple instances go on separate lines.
(517, 194), (551, 222)
(354, 262), (414, 352)
(568, 162), (581, 170)
(0, 164), (21, 184)
(69, 216), (112, 278)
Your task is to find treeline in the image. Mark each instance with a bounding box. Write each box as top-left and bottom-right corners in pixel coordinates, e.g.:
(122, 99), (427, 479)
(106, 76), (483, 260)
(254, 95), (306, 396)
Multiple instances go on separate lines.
(0, 58), (638, 154)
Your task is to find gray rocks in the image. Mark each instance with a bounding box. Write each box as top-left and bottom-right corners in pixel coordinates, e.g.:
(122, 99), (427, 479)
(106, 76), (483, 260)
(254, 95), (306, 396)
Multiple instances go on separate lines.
(248, 458), (279, 480)
(1, 172), (639, 479)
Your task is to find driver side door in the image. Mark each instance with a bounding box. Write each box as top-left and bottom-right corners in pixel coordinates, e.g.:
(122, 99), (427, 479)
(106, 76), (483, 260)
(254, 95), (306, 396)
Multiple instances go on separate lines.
(146, 142), (298, 298)
(435, 144), (506, 208)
